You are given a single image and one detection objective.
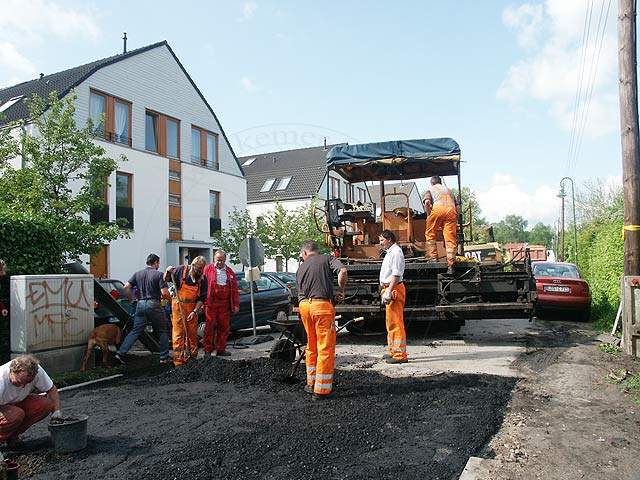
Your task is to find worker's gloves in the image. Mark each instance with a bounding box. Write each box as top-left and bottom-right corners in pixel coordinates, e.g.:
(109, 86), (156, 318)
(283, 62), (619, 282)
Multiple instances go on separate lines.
(334, 291), (345, 303)
(51, 410), (63, 420)
(168, 285), (177, 298)
(381, 289), (393, 305)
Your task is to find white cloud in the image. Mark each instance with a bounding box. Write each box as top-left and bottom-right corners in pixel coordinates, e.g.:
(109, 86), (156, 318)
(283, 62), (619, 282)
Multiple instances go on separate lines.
(0, 0), (100, 43)
(502, 3), (544, 48)
(0, 42), (37, 87)
(476, 174), (559, 226)
(242, 1), (257, 19)
(0, 0), (101, 86)
(498, 0), (618, 139)
(241, 76), (258, 93)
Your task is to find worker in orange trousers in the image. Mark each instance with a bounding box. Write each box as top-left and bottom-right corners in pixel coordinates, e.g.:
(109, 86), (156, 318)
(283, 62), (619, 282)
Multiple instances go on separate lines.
(423, 175), (458, 274)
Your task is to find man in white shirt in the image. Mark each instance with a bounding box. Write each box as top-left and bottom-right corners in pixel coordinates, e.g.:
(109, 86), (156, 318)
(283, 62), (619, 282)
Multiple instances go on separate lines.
(0, 355), (61, 448)
(378, 230), (408, 364)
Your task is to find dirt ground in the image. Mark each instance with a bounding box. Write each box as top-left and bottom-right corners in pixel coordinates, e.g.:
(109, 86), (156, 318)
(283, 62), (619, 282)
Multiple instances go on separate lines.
(5, 318), (640, 480)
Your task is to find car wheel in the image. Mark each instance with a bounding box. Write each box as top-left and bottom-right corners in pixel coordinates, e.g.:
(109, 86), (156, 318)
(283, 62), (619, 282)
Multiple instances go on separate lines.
(577, 305), (591, 322)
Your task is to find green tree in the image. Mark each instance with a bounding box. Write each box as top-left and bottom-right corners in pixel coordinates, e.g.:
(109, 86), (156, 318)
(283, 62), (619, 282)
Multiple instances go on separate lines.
(492, 214), (528, 244)
(452, 187), (489, 243)
(212, 208), (259, 264)
(0, 91), (126, 261)
(528, 222), (554, 248)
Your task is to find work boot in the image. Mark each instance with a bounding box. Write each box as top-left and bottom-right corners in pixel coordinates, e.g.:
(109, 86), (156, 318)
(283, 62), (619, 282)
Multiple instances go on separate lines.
(304, 385), (314, 394)
(385, 357), (408, 364)
(216, 351), (231, 357)
(312, 392), (335, 401)
(114, 353), (125, 365)
(447, 265), (455, 275)
(382, 353), (392, 360)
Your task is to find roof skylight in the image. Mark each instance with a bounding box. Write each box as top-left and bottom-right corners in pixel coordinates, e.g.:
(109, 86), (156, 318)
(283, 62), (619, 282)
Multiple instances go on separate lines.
(276, 176), (292, 191)
(242, 157), (256, 166)
(260, 178), (276, 192)
(0, 95), (24, 113)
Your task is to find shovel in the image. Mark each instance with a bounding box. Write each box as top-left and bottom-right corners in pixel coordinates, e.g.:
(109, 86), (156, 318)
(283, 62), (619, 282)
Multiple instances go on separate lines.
(287, 316), (364, 380)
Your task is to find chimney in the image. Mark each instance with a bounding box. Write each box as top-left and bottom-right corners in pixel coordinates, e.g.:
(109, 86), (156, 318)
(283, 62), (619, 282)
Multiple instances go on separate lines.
(323, 137), (327, 150)
(122, 32), (128, 54)
(39, 73), (44, 80)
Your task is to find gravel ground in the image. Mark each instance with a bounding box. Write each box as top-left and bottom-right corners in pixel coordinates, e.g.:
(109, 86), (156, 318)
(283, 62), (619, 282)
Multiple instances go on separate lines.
(10, 357), (516, 480)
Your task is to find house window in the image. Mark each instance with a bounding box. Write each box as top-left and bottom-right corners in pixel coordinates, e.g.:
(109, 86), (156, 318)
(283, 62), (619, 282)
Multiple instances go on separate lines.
(276, 177), (292, 191)
(89, 89), (131, 146)
(169, 194), (181, 206)
(114, 100), (130, 145)
(146, 110), (180, 158)
(169, 170), (181, 182)
(167, 118), (179, 158)
(115, 172), (134, 230)
(206, 132), (218, 169)
(191, 128), (200, 163)
(89, 91), (105, 136)
(191, 126), (218, 170)
(209, 191), (221, 236)
(261, 178), (276, 192)
(89, 177), (108, 225)
(329, 177), (340, 199)
(145, 112), (158, 152)
(169, 219), (181, 231)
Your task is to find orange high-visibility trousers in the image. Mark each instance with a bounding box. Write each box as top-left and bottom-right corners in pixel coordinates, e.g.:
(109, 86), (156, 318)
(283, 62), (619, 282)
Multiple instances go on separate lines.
(171, 296), (198, 367)
(299, 299), (336, 396)
(384, 283), (407, 361)
(426, 205), (457, 266)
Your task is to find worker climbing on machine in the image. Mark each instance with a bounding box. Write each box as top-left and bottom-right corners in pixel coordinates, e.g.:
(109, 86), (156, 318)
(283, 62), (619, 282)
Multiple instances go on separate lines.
(165, 256), (208, 367)
(379, 230), (408, 364)
(423, 175), (458, 274)
(202, 250), (240, 357)
(296, 240), (347, 400)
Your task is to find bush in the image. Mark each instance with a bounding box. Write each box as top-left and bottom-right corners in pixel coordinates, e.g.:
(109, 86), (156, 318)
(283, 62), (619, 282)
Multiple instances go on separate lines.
(0, 212), (67, 361)
(574, 218), (623, 331)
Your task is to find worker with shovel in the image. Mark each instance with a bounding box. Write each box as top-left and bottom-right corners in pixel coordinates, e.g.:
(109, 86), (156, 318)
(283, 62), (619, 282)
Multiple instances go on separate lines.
(165, 256), (208, 367)
(296, 240), (347, 400)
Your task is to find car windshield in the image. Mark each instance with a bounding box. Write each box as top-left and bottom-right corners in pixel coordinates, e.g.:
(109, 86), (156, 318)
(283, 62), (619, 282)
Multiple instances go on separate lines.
(533, 263), (580, 279)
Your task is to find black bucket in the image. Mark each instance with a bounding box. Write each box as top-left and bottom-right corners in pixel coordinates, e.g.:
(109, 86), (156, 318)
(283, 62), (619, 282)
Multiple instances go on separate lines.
(48, 415), (88, 453)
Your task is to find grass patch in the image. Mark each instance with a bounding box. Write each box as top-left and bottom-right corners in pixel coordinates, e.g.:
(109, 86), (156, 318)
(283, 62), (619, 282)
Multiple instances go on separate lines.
(592, 316), (614, 333)
(52, 365), (124, 389)
(622, 372), (640, 394)
(598, 343), (622, 356)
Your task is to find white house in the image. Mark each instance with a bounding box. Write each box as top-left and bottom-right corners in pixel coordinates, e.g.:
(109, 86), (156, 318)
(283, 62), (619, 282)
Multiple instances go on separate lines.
(239, 145), (371, 271)
(0, 41), (246, 280)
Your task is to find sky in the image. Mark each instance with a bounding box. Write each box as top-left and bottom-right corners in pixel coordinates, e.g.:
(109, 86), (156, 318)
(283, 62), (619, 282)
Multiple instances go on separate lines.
(0, 0), (624, 228)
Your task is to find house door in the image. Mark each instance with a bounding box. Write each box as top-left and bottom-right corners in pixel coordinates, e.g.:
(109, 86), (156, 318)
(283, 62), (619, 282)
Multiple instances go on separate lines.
(90, 246), (109, 279)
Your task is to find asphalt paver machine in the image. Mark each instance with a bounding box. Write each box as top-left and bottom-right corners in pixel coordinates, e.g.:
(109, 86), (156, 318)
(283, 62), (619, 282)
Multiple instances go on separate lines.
(314, 138), (536, 332)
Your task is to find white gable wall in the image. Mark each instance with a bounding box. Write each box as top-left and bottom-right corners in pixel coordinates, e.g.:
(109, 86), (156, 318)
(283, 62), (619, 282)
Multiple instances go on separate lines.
(73, 45), (242, 178)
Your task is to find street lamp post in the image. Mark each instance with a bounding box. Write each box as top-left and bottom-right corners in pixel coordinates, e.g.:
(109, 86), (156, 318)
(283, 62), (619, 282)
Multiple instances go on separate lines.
(559, 177), (578, 264)
(557, 185), (566, 261)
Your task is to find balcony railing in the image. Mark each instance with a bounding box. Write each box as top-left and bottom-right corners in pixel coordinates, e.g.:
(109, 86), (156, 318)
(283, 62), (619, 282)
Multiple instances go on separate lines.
(209, 217), (221, 236)
(116, 206), (134, 230)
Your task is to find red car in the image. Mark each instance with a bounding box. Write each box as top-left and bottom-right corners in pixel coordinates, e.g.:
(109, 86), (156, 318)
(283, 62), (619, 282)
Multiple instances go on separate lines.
(533, 262), (591, 321)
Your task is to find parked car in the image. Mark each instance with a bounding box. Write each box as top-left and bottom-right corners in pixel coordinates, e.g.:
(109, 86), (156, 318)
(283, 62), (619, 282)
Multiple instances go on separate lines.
(532, 262), (591, 321)
(232, 271), (295, 331)
(264, 271), (298, 299)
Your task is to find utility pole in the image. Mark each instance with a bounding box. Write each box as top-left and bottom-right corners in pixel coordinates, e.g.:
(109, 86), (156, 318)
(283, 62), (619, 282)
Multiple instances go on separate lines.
(619, 0), (640, 275)
(557, 186), (566, 261)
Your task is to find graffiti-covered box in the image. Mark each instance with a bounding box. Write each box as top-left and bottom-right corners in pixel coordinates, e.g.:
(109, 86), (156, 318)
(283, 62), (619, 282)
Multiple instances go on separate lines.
(10, 275), (94, 373)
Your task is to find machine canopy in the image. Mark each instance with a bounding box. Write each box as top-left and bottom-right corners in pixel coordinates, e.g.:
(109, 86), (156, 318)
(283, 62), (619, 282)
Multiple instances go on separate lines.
(326, 138), (461, 183)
